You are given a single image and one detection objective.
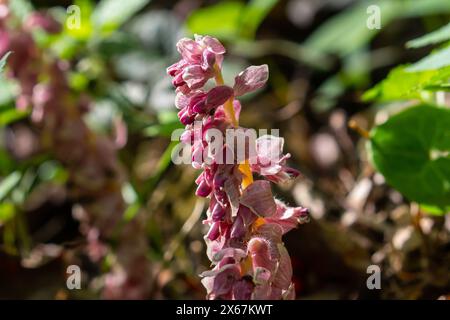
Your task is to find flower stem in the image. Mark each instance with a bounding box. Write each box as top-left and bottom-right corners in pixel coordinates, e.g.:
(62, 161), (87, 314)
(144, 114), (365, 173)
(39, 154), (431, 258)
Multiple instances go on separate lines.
(213, 64), (253, 188)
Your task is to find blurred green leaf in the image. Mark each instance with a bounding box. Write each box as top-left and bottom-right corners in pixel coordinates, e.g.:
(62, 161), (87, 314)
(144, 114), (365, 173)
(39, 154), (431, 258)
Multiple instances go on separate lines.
(407, 46), (450, 72)
(50, 34), (81, 59)
(0, 151), (14, 176)
(95, 31), (140, 58)
(92, 0), (151, 34)
(187, 1), (244, 40)
(363, 65), (450, 102)
(0, 108), (30, 126)
(38, 161), (68, 183)
(305, 0), (396, 57)
(9, 0), (33, 21)
(187, 0), (277, 40)
(140, 141), (177, 200)
(240, 0), (278, 39)
(368, 105), (450, 215)
(143, 112), (182, 137)
(68, 72), (90, 91)
(0, 202), (16, 224)
(407, 22), (450, 48)
(0, 78), (16, 106)
(0, 171), (22, 202)
(305, 0), (450, 57)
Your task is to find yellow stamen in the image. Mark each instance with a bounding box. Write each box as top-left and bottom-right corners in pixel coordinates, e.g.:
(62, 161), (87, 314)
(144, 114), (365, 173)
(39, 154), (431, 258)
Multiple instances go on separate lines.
(252, 217), (266, 232)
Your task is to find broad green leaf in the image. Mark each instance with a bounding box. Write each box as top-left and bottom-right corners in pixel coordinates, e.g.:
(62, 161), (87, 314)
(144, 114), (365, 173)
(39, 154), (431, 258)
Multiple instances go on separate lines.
(363, 65), (450, 102)
(368, 105), (450, 214)
(420, 204), (450, 216)
(92, 0), (151, 33)
(240, 0), (278, 39)
(0, 108), (29, 126)
(0, 171), (22, 202)
(407, 22), (450, 48)
(186, 1), (244, 40)
(407, 46), (450, 72)
(0, 52), (11, 73)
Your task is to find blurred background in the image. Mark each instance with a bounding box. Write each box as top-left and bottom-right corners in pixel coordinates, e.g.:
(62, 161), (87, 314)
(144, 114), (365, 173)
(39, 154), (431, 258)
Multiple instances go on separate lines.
(0, 0), (449, 299)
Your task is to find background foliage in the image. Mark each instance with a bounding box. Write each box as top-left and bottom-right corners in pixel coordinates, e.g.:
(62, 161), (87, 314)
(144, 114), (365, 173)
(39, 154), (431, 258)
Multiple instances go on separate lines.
(0, 0), (449, 299)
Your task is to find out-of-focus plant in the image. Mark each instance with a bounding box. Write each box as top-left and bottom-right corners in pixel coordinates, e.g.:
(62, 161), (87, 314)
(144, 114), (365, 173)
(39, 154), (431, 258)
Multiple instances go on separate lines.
(303, 0), (450, 112)
(0, 0), (153, 298)
(364, 22), (450, 215)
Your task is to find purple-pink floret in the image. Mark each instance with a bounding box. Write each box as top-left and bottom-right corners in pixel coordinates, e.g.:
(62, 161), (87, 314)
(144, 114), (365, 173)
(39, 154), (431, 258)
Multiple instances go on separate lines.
(168, 35), (309, 300)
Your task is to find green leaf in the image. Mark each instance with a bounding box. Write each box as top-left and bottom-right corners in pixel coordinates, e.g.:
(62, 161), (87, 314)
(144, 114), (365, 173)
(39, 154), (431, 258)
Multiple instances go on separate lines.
(187, 1), (244, 39)
(92, 0), (151, 33)
(186, 1), (244, 40)
(0, 108), (29, 126)
(0, 171), (22, 202)
(186, 0), (277, 41)
(305, 0), (397, 56)
(305, 0), (450, 57)
(363, 65), (450, 102)
(143, 112), (183, 137)
(407, 46), (450, 72)
(65, 0), (94, 41)
(407, 22), (450, 48)
(240, 0), (278, 39)
(368, 105), (450, 214)
(0, 52), (11, 73)
(420, 204), (449, 216)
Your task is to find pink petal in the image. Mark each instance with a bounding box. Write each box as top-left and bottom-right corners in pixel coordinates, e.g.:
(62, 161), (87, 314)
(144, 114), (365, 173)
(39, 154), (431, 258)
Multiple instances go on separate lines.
(240, 180), (276, 217)
(232, 279), (254, 300)
(182, 65), (208, 89)
(202, 36), (226, 54)
(266, 200), (309, 233)
(205, 86), (233, 109)
(256, 135), (284, 165)
(212, 265), (241, 297)
(176, 38), (202, 62)
(233, 65), (269, 96)
(248, 237), (276, 274)
(272, 244), (293, 290)
(212, 247), (246, 263)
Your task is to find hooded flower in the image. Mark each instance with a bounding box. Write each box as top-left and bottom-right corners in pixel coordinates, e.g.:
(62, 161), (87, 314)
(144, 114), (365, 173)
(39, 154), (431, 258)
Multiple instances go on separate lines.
(250, 135), (300, 183)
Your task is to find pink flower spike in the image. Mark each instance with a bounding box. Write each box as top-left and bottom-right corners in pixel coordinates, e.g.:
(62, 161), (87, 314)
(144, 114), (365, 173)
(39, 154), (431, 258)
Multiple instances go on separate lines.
(233, 65), (269, 97)
(168, 35), (308, 300)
